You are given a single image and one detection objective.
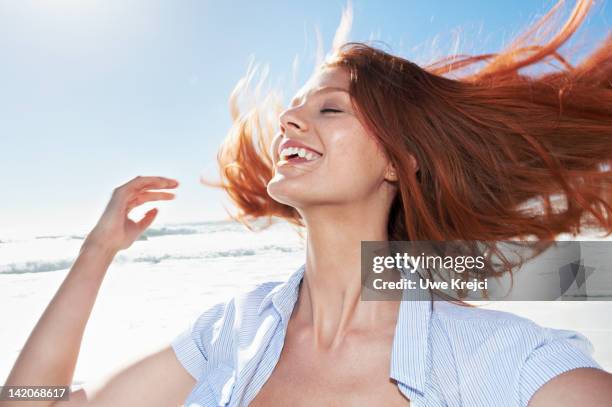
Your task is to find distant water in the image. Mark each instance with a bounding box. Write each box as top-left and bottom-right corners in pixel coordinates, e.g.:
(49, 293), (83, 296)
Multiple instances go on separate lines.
(2, 222), (612, 300)
(0, 219), (305, 275)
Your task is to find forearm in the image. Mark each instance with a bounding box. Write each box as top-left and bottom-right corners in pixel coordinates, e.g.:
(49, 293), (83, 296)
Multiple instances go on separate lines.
(3, 240), (117, 390)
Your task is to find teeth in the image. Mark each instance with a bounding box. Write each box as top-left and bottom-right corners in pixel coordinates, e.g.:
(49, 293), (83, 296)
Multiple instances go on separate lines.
(279, 146), (322, 161)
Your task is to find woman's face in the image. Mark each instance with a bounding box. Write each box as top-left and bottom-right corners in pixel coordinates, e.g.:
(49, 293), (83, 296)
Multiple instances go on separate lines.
(267, 66), (396, 212)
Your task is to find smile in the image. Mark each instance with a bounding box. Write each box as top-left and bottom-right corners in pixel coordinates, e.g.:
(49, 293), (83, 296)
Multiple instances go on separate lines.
(278, 147), (323, 166)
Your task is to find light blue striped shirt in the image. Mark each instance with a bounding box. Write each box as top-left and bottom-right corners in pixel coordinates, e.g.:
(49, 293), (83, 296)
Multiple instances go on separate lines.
(171, 263), (602, 406)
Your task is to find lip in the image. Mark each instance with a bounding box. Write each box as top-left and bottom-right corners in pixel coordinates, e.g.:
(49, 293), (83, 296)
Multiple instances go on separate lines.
(278, 138), (323, 159)
(277, 155), (322, 168)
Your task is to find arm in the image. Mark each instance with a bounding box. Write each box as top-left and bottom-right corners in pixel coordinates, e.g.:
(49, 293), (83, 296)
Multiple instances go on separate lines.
(50, 345), (196, 407)
(1, 175), (181, 407)
(519, 326), (612, 406)
(528, 367), (612, 406)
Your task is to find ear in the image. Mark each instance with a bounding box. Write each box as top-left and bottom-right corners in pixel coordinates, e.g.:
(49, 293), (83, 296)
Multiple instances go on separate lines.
(385, 155), (419, 182)
(408, 154), (419, 174)
(384, 162), (398, 182)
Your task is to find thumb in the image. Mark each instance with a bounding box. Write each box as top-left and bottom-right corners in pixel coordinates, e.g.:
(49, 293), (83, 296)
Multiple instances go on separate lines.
(137, 207), (158, 231)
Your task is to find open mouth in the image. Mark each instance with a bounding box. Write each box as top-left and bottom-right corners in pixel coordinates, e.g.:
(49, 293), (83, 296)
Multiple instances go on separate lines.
(278, 147), (323, 165)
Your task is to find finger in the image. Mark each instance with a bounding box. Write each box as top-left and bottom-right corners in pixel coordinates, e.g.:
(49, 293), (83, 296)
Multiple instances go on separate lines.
(127, 191), (176, 211)
(116, 176), (179, 195)
(135, 177), (179, 191)
(137, 208), (158, 231)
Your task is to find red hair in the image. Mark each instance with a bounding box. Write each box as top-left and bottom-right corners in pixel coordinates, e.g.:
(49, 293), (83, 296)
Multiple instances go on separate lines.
(204, 0), (612, 293)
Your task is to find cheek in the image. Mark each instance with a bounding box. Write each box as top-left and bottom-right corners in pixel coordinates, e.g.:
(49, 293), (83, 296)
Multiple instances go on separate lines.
(269, 133), (283, 161)
(325, 129), (387, 190)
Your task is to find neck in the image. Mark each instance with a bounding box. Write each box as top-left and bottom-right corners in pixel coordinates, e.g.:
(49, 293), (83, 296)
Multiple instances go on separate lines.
(294, 200), (400, 351)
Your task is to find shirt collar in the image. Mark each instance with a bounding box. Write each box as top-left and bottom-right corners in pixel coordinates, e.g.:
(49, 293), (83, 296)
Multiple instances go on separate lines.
(256, 262), (432, 395)
(257, 263), (306, 321)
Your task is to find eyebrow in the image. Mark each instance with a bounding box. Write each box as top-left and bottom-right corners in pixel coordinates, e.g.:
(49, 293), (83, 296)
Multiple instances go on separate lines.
(289, 86), (349, 108)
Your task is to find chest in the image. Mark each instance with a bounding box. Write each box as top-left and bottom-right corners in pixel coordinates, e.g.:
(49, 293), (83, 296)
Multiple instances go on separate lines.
(248, 325), (410, 407)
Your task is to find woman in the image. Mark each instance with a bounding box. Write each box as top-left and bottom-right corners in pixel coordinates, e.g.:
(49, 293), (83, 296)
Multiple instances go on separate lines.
(3, 0), (612, 406)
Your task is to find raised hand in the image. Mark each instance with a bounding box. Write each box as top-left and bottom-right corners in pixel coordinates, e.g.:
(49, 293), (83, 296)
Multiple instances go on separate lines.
(83, 176), (179, 253)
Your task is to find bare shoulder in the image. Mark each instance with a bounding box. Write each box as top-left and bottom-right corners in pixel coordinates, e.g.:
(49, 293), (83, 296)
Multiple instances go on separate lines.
(528, 367), (612, 406)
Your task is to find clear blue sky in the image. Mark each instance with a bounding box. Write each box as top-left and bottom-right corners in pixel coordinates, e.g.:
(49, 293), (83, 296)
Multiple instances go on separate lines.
(1, 0), (609, 237)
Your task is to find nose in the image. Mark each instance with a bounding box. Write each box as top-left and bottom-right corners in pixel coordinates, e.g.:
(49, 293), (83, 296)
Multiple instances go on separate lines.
(279, 106), (308, 134)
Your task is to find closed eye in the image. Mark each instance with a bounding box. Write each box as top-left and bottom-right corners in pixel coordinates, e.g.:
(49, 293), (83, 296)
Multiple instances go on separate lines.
(320, 108), (343, 113)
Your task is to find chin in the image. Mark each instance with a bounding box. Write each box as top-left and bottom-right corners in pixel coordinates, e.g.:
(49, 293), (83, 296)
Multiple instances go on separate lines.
(266, 180), (319, 209)
(266, 179), (295, 207)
